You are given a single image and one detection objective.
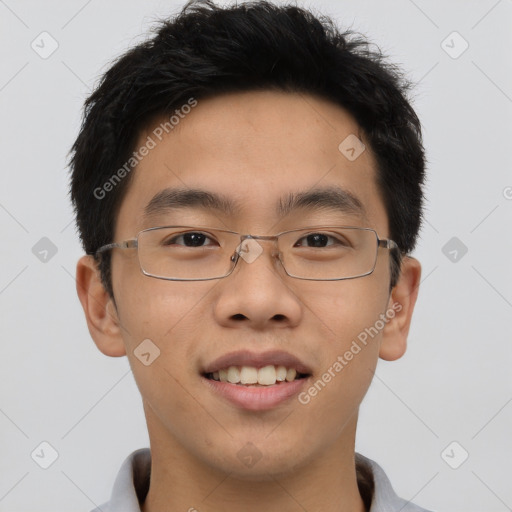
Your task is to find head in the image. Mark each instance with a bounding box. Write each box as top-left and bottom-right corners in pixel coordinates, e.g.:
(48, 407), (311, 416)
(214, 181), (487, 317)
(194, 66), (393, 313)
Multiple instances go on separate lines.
(71, 0), (424, 480)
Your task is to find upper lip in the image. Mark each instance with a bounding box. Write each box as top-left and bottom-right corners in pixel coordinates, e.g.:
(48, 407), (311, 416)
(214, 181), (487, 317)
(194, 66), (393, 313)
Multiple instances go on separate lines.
(202, 350), (313, 375)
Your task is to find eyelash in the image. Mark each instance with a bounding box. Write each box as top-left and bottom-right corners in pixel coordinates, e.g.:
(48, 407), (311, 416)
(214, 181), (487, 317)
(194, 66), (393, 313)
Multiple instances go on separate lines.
(164, 232), (348, 248)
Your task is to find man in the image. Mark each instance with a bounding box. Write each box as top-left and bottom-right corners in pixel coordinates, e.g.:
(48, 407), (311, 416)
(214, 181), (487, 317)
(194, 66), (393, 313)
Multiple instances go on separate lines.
(70, 1), (430, 510)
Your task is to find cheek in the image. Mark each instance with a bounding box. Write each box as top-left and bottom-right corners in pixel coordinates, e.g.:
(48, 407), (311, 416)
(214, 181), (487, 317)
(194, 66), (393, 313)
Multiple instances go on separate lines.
(114, 270), (214, 345)
(299, 271), (389, 346)
(113, 279), (214, 431)
(294, 275), (388, 420)
(112, 275), (216, 397)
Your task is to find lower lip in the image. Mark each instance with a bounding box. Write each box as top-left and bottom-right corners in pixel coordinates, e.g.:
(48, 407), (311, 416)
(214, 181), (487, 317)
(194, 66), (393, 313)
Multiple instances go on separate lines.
(201, 376), (309, 411)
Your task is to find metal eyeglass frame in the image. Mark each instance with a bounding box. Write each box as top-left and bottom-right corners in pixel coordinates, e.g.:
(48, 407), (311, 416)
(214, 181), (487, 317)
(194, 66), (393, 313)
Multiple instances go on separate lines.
(94, 225), (400, 281)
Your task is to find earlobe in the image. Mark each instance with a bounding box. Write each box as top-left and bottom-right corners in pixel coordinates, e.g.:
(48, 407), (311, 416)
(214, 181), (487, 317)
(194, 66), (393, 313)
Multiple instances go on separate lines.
(75, 255), (126, 357)
(379, 256), (421, 361)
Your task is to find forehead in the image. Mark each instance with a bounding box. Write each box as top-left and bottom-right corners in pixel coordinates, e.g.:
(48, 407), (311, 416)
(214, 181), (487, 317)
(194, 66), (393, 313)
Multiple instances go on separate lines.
(116, 90), (388, 234)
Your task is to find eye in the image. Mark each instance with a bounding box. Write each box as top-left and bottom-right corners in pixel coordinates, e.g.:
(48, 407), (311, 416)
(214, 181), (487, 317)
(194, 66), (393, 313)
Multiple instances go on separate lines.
(295, 232), (347, 248)
(164, 232), (217, 247)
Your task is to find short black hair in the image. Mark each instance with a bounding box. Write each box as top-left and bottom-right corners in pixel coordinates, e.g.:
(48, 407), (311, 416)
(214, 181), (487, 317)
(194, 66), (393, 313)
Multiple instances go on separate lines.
(69, 0), (425, 297)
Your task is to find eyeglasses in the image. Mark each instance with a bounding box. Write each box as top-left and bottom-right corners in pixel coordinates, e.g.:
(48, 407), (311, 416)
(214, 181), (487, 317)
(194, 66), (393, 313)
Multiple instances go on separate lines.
(94, 226), (399, 281)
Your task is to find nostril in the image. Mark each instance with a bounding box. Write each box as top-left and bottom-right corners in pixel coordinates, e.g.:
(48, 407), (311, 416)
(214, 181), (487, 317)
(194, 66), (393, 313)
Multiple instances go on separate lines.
(231, 313), (246, 321)
(272, 314), (287, 321)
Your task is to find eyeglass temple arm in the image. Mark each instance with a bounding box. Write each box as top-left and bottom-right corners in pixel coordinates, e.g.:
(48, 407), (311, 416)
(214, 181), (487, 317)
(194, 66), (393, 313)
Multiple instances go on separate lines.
(94, 239), (138, 255)
(378, 238), (399, 251)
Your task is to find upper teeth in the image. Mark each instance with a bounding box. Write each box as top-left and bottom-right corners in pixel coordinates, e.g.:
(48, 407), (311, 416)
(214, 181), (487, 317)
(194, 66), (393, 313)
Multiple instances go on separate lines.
(211, 365), (299, 386)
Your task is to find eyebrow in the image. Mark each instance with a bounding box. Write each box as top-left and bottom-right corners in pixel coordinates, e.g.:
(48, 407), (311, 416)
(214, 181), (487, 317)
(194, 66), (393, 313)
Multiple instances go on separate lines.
(143, 188), (240, 219)
(143, 186), (366, 221)
(277, 187), (365, 218)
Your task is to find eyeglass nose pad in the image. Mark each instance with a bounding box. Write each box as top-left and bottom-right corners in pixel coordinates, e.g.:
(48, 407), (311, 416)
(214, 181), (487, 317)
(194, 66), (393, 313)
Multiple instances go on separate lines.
(274, 250), (286, 269)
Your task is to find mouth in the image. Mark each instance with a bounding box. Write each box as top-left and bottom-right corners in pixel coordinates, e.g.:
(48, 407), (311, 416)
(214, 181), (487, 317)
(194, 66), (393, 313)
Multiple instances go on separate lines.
(200, 350), (312, 410)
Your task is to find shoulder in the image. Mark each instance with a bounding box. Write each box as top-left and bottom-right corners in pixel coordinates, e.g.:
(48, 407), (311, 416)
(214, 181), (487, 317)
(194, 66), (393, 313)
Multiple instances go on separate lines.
(355, 452), (435, 512)
(90, 448), (151, 512)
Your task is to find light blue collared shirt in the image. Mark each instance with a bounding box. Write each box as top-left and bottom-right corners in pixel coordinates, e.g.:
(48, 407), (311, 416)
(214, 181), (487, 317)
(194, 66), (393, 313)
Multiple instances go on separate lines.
(91, 448), (433, 512)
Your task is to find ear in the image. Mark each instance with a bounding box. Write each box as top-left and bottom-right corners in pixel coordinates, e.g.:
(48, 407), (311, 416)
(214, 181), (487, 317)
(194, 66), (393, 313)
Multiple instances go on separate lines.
(379, 256), (421, 361)
(75, 255), (126, 357)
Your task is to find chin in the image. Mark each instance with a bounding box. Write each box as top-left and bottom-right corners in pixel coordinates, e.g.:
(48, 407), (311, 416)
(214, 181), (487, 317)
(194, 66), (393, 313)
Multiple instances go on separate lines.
(203, 442), (312, 481)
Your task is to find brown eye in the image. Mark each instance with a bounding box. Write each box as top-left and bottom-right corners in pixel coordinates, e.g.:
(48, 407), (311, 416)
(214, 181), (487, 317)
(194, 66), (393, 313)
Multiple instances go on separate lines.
(164, 232), (216, 247)
(304, 233), (329, 247)
(295, 232), (347, 248)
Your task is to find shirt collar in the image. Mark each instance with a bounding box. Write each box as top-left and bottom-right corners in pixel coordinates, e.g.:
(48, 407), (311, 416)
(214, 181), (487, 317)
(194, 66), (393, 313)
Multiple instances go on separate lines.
(93, 448), (432, 512)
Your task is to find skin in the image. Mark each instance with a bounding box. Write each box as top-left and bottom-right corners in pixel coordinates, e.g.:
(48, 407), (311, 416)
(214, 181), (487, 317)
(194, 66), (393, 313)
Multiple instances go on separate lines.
(76, 90), (421, 512)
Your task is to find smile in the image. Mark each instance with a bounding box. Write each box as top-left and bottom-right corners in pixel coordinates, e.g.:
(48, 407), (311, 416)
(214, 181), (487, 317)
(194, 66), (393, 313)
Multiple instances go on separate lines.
(204, 365), (308, 386)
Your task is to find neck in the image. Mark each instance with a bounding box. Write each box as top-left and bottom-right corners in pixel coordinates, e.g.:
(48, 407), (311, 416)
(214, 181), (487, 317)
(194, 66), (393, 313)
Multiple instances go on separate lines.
(141, 407), (366, 512)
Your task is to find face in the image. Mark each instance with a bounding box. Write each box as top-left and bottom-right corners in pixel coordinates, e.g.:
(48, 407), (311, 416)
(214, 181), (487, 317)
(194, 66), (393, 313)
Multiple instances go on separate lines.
(99, 90), (403, 478)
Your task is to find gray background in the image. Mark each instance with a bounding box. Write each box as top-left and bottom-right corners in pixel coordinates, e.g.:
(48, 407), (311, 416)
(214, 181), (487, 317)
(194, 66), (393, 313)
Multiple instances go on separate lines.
(1, 0), (511, 511)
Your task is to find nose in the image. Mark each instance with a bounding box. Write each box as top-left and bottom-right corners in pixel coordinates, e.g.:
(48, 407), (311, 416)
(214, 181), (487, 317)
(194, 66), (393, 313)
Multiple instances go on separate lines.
(212, 238), (303, 330)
